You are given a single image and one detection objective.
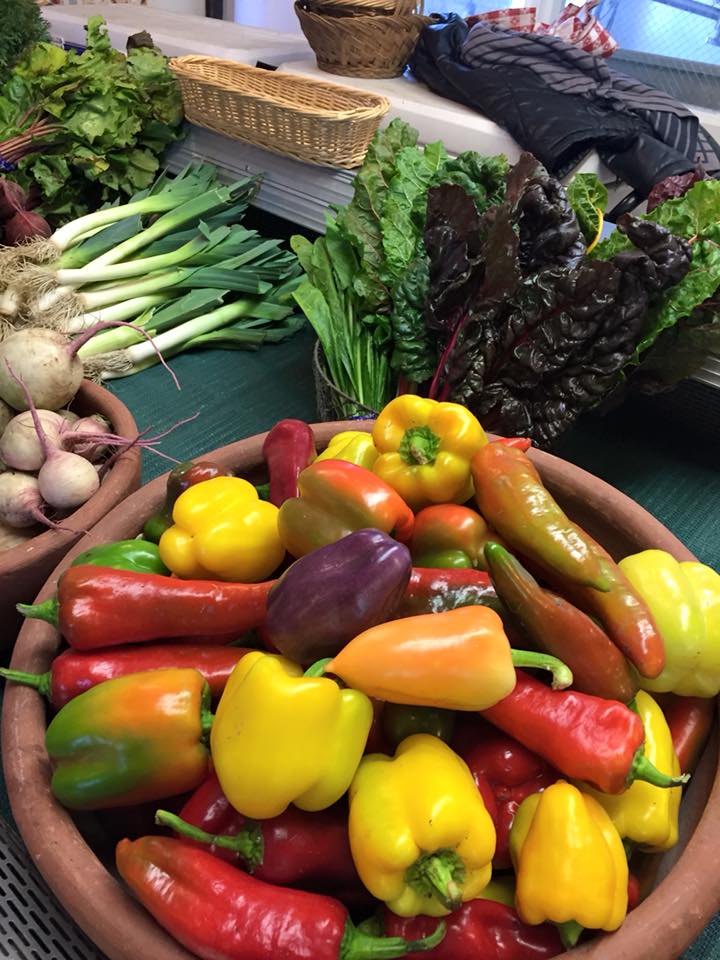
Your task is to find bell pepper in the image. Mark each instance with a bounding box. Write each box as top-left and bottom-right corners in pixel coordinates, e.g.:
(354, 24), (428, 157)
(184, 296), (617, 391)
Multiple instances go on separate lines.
(159, 476), (284, 583)
(0, 644), (251, 708)
(45, 667), (211, 810)
(580, 691), (682, 852)
(380, 900), (563, 960)
(484, 542), (638, 702)
(661, 694), (715, 774)
(164, 772), (365, 901)
(382, 703), (456, 750)
(371, 395), (488, 511)
(265, 529), (411, 664)
(19, 566), (274, 649)
(618, 550), (720, 696)
(211, 651), (373, 820)
(143, 460), (230, 543)
(116, 837), (446, 960)
(395, 567), (501, 619)
(349, 734), (496, 917)
(317, 430), (378, 470)
(453, 718), (559, 869)
(278, 459), (414, 559)
(482, 670), (688, 794)
(262, 418), (316, 507)
(509, 781), (628, 944)
(324, 606), (572, 712)
(471, 443), (611, 592)
(410, 505), (498, 571)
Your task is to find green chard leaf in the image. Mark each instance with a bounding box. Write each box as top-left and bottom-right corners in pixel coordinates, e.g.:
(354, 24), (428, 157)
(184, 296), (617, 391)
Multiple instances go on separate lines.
(567, 173), (608, 244)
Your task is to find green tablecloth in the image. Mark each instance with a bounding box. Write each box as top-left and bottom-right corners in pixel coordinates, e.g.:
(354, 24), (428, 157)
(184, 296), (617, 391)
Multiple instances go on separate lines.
(3, 325), (719, 958)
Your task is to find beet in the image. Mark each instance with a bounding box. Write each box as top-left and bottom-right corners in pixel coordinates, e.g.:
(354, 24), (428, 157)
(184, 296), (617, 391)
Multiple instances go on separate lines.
(3, 209), (52, 246)
(0, 179), (28, 220)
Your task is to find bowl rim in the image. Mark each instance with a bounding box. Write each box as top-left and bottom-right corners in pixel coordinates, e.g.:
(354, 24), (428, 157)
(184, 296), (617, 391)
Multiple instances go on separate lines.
(0, 379), (141, 573)
(3, 421), (719, 960)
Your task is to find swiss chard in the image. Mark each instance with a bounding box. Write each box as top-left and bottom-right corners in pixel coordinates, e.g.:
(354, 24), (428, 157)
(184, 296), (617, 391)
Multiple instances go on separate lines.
(566, 173), (608, 245)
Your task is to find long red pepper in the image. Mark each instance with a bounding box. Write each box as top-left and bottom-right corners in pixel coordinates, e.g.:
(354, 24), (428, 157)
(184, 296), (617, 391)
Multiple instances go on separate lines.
(381, 900), (562, 960)
(262, 419), (316, 507)
(659, 694), (715, 775)
(18, 566), (275, 649)
(116, 836), (445, 960)
(482, 671), (689, 794)
(0, 645), (252, 708)
(167, 772), (364, 899)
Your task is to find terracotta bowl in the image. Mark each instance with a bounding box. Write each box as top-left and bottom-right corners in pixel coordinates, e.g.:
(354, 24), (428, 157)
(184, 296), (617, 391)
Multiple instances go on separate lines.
(3, 422), (719, 960)
(0, 380), (141, 652)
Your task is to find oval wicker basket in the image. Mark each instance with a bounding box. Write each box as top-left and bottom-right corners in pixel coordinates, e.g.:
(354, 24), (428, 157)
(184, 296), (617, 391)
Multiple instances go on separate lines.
(295, 1), (433, 78)
(305, 0), (422, 16)
(169, 56), (390, 169)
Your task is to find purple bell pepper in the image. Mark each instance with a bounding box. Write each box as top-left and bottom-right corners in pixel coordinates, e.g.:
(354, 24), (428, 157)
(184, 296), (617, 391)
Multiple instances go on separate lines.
(265, 529), (412, 664)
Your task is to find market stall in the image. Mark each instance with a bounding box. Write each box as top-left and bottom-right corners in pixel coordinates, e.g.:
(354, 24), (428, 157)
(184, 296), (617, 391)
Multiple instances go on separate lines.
(1, 2), (719, 960)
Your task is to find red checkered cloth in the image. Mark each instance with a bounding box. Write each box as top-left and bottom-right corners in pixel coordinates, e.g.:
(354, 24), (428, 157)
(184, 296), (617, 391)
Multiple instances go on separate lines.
(468, 1), (617, 58)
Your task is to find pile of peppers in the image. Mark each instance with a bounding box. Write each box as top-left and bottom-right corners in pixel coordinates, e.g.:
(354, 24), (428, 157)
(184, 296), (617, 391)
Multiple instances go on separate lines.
(6, 396), (719, 960)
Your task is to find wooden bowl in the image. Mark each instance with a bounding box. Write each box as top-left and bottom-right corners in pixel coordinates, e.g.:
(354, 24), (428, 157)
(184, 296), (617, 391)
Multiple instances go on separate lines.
(0, 380), (141, 652)
(3, 422), (719, 960)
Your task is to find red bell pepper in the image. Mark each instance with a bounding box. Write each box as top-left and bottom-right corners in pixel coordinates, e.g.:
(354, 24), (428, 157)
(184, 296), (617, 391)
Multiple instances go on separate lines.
(482, 671), (689, 794)
(262, 419), (316, 507)
(381, 899), (562, 960)
(0, 645), (251, 708)
(409, 504), (500, 571)
(395, 567), (498, 619)
(453, 718), (558, 869)
(659, 694), (715, 775)
(166, 772), (365, 903)
(18, 566), (275, 649)
(116, 836), (445, 960)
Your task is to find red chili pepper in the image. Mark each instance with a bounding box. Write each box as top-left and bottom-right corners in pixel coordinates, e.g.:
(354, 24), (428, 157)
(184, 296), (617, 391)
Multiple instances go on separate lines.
(452, 717), (558, 869)
(171, 772), (364, 901)
(116, 836), (445, 960)
(395, 567), (497, 619)
(658, 694), (715, 775)
(262, 419), (316, 507)
(493, 437), (533, 452)
(381, 899), (562, 960)
(627, 873), (641, 911)
(0, 645), (252, 708)
(18, 566), (275, 650)
(482, 671), (688, 794)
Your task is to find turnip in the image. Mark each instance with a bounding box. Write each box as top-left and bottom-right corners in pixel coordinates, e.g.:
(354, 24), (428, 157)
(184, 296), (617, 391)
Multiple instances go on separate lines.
(5, 363), (99, 511)
(0, 410), (64, 471)
(0, 398), (13, 434)
(0, 472), (58, 529)
(61, 415), (111, 462)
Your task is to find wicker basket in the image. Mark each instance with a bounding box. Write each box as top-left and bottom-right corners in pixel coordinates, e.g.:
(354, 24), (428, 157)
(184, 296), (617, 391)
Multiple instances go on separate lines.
(306, 0), (422, 17)
(169, 57), (390, 169)
(313, 340), (379, 421)
(295, 1), (433, 78)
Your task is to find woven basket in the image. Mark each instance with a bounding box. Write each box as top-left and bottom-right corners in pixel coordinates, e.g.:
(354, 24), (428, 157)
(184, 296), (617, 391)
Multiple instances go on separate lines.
(313, 340), (379, 421)
(306, 0), (422, 17)
(169, 57), (390, 169)
(295, 1), (433, 78)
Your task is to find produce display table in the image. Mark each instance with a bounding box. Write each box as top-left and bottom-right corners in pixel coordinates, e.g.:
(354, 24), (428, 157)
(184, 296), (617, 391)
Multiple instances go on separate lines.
(0, 326), (718, 958)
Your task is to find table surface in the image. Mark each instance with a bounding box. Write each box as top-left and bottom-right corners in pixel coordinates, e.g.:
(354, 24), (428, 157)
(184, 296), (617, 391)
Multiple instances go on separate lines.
(2, 325), (719, 958)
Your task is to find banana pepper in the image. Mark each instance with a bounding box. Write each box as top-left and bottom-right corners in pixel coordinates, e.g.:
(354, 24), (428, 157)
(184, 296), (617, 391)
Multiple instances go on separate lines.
(159, 476), (284, 583)
(372, 395), (488, 511)
(510, 781), (628, 943)
(618, 550), (720, 696)
(317, 430), (378, 470)
(349, 734), (496, 917)
(211, 652), (373, 819)
(580, 690), (681, 852)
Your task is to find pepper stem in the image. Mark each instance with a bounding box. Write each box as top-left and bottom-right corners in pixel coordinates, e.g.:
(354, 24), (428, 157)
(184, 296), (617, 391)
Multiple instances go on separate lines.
(405, 849), (465, 912)
(0, 667), (52, 700)
(398, 426), (441, 466)
(154, 809), (264, 872)
(511, 649), (574, 690)
(558, 920), (584, 949)
(305, 658), (333, 678)
(629, 750), (690, 789)
(16, 597), (59, 627)
(340, 919), (446, 960)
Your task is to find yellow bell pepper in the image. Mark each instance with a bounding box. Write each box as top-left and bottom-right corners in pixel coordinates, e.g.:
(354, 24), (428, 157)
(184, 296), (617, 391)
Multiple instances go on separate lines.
(618, 550), (720, 696)
(316, 430), (379, 470)
(580, 691), (681, 852)
(211, 652), (373, 819)
(348, 734), (496, 918)
(372, 395), (488, 511)
(510, 781), (628, 943)
(159, 476), (284, 582)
